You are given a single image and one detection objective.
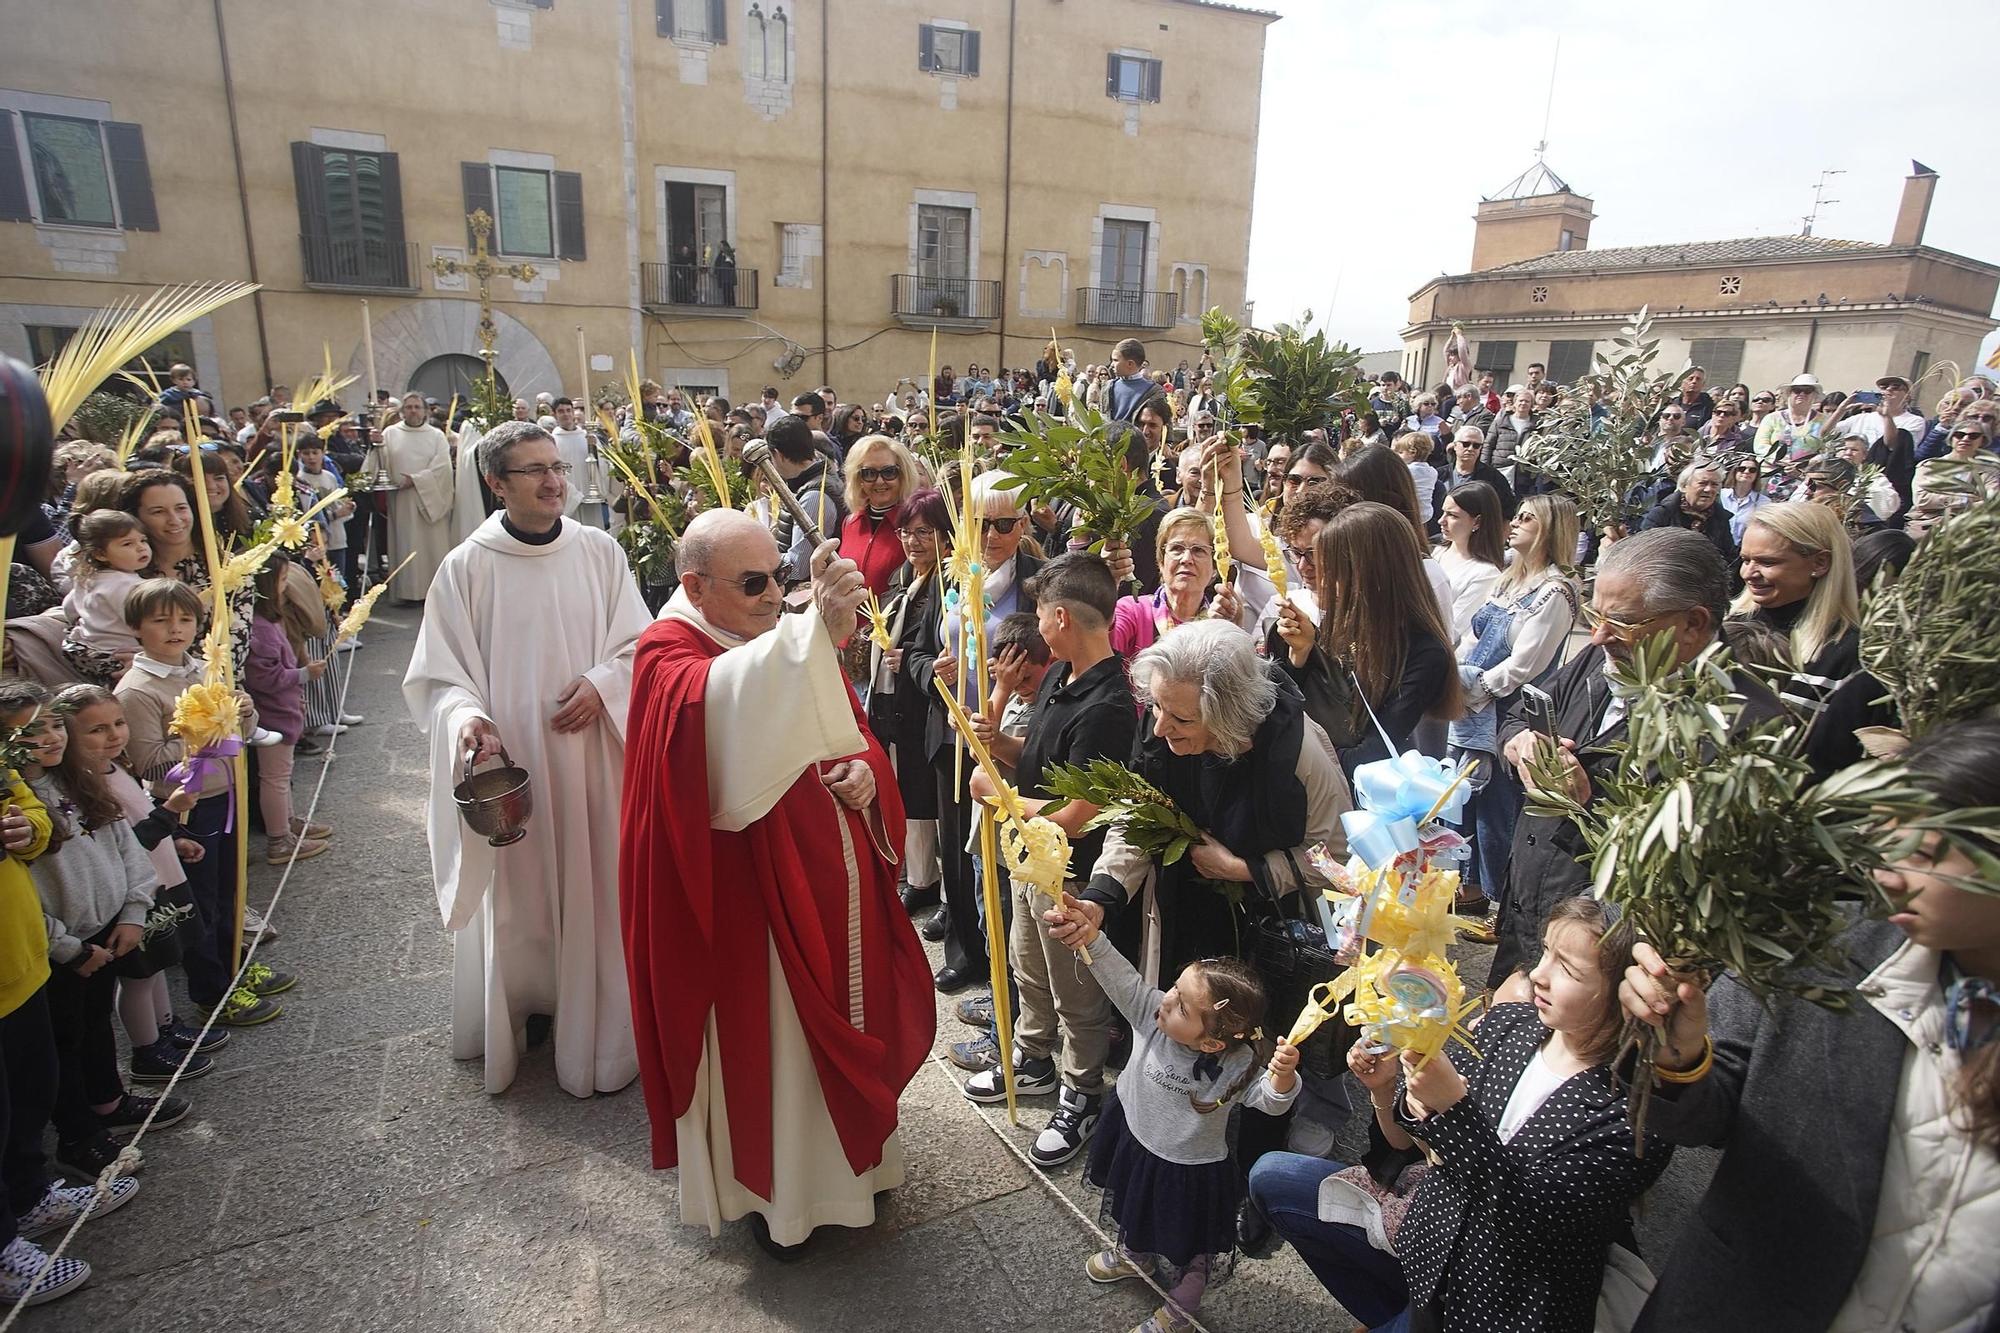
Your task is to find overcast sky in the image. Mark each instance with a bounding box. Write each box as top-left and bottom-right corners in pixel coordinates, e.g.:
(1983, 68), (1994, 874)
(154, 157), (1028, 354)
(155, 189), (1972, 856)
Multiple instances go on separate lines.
(1243, 0), (2000, 368)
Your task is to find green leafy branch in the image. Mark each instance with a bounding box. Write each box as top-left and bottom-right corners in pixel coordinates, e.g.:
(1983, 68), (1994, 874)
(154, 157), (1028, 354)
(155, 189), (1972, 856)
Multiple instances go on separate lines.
(991, 407), (1157, 552)
(1517, 306), (1684, 533)
(1040, 757), (1243, 907)
(1861, 493), (2000, 740)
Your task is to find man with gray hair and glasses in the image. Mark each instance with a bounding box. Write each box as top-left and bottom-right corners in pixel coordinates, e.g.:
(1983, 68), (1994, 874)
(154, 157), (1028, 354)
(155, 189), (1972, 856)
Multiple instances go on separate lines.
(405, 418), (654, 1100)
(1487, 527), (1785, 987)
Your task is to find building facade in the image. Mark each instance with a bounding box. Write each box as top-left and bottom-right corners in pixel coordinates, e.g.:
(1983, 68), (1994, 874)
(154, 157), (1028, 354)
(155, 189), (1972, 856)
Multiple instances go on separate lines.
(0, 0), (1273, 412)
(1401, 163), (1998, 400)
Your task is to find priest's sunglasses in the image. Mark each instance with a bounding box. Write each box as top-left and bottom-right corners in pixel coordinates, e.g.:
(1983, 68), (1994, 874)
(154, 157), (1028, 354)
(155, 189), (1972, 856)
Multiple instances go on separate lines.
(704, 566), (785, 597)
(500, 462), (574, 480)
(1579, 601), (1690, 644)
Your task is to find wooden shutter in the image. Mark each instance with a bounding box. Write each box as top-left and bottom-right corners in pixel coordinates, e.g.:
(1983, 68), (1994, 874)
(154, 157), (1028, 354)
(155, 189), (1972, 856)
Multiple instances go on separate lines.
(291, 141), (327, 280)
(1105, 53), (1119, 98)
(919, 24), (934, 71)
(655, 0), (674, 36)
(461, 162), (494, 248)
(964, 31), (980, 76)
(104, 121), (157, 231)
(0, 113), (34, 222)
(554, 170), (585, 261)
(708, 0), (726, 42)
(377, 151), (409, 286)
(1143, 59), (1162, 103)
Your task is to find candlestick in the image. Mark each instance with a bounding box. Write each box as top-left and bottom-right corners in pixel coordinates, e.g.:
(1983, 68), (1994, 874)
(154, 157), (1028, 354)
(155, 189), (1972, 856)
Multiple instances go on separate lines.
(361, 300), (378, 404)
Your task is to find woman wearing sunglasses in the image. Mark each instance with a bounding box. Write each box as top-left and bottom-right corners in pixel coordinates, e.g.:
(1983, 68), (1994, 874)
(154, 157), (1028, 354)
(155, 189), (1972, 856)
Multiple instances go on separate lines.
(1906, 419), (2000, 540)
(838, 435), (920, 598)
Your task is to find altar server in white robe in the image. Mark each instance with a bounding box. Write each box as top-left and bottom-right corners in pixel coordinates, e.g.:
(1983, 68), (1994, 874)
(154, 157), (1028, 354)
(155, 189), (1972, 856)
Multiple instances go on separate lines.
(404, 419), (652, 1098)
(380, 391), (457, 601)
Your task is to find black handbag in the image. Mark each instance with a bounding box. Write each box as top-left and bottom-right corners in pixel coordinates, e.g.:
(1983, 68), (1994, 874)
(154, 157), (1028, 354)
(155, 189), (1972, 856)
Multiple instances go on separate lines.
(1244, 872), (1357, 1082)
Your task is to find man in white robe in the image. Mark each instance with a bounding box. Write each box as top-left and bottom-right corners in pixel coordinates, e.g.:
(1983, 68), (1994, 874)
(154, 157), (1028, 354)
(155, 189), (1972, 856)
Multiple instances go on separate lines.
(549, 397), (592, 521)
(452, 418), (496, 546)
(380, 391), (456, 601)
(404, 420), (652, 1098)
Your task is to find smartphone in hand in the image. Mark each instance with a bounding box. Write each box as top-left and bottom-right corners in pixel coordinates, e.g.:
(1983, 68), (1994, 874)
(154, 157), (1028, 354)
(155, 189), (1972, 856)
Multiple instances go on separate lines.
(1519, 682), (1559, 740)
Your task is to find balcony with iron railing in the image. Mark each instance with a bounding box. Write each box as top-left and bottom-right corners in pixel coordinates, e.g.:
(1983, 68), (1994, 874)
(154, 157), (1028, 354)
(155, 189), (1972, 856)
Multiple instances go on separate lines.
(641, 262), (759, 312)
(891, 274), (1001, 324)
(1074, 287), (1180, 330)
(299, 234), (418, 292)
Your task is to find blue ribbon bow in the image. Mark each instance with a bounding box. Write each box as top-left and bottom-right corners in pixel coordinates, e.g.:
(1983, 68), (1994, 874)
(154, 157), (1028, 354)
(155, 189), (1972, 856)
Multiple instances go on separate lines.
(1340, 750), (1475, 869)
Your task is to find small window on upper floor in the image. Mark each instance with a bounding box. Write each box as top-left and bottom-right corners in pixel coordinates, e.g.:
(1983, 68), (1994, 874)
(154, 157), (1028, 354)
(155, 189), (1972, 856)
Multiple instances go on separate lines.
(1558, 229), (1577, 251)
(0, 106), (157, 231)
(1105, 53), (1162, 103)
(656, 0), (727, 45)
(920, 24), (981, 77)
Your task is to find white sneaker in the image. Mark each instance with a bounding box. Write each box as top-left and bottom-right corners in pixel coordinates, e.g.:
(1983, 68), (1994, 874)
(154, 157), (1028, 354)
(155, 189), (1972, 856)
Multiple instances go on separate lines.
(0, 1236), (90, 1307)
(248, 727), (284, 748)
(18, 1176), (141, 1240)
(309, 723), (350, 737)
(241, 905), (278, 943)
(336, 713), (365, 726)
(334, 638), (362, 653)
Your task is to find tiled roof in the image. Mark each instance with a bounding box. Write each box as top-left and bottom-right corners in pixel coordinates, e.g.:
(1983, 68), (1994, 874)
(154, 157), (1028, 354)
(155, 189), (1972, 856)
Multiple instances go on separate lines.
(1480, 235), (1889, 275)
(1168, 0), (1282, 20)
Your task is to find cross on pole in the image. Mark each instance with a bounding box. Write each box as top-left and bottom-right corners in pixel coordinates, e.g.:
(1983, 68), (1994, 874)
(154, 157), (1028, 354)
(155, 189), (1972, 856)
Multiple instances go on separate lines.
(430, 209), (539, 367)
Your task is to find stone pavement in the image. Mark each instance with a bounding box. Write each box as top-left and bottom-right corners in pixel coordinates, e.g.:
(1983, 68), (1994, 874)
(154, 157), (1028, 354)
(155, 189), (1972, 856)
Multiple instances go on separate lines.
(25, 610), (1714, 1333)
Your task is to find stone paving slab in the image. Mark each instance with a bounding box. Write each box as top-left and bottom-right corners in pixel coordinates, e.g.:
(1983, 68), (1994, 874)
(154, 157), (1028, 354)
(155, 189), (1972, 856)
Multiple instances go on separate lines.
(22, 607), (1715, 1333)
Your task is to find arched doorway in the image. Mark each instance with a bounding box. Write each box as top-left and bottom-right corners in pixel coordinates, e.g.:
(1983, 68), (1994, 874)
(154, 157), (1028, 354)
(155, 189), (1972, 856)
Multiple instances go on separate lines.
(408, 353), (506, 404)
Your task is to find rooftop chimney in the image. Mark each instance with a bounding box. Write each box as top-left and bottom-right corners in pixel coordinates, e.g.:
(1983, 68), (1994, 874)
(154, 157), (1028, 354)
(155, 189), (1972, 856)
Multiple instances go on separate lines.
(1891, 160), (1938, 248)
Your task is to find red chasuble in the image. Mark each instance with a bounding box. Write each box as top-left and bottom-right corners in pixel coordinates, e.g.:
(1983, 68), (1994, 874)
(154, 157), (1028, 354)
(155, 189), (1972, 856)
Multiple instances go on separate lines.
(619, 615), (935, 1201)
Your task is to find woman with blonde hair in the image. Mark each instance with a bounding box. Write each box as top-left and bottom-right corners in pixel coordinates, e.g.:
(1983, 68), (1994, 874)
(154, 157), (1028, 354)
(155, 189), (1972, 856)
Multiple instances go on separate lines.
(837, 433), (920, 597)
(1449, 492), (1583, 924)
(1730, 500), (1859, 716)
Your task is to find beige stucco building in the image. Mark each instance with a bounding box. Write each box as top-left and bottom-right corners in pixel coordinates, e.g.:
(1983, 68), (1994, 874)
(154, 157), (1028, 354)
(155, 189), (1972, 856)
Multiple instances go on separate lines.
(1402, 161), (1998, 400)
(0, 0), (1272, 412)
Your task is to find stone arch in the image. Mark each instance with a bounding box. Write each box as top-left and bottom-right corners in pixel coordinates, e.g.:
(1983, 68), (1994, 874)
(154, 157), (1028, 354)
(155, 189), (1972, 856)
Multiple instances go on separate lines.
(1019, 249), (1068, 319)
(1169, 262), (1209, 323)
(344, 299), (565, 402)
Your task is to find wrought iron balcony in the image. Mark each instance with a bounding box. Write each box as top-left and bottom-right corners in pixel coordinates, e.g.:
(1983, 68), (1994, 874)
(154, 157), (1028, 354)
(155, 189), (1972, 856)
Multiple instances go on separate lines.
(1075, 287), (1180, 330)
(891, 274), (1001, 322)
(642, 262), (759, 312)
(299, 234), (418, 292)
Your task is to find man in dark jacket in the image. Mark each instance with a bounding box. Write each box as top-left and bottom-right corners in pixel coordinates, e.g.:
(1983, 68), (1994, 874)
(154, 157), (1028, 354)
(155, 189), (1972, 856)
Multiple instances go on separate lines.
(1639, 461), (1736, 563)
(1443, 427), (1517, 517)
(1447, 383), (1494, 439)
(1488, 529), (1772, 985)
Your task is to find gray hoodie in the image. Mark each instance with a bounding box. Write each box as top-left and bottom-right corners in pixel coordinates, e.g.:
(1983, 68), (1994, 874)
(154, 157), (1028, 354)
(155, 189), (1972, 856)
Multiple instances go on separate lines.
(28, 775), (156, 965)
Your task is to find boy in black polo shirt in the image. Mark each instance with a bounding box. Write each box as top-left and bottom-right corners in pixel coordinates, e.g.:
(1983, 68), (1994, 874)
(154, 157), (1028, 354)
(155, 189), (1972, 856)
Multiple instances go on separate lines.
(960, 554), (1136, 1167)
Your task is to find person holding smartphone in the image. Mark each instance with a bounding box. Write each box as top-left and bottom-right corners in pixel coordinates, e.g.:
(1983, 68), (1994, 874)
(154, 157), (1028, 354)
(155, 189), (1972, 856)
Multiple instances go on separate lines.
(1487, 529), (1777, 988)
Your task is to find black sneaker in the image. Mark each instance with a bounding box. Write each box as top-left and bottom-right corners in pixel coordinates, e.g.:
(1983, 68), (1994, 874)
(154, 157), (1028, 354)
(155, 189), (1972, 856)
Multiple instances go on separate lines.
(55, 1132), (142, 1181)
(953, 993), (996, 1029)
(161, 1014), (230, 1053)
(96, 1092), (191, 1140)
(1030, 1087), (1103, 1167)
(129, 1039), (214, 1084)
(961, 1053), (1057, 1104)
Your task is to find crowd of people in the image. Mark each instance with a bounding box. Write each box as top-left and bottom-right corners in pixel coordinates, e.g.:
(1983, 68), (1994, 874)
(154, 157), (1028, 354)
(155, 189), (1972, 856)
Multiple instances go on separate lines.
(0, 332), (1993, 1333)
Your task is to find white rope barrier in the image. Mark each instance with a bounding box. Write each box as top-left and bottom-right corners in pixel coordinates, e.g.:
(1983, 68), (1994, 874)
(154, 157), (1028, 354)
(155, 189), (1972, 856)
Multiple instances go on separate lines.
(2, 641), (364, 1326)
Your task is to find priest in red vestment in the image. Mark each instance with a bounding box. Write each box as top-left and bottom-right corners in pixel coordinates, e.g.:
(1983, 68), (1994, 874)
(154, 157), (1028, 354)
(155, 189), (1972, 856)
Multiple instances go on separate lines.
(620, 508), (935, 1256)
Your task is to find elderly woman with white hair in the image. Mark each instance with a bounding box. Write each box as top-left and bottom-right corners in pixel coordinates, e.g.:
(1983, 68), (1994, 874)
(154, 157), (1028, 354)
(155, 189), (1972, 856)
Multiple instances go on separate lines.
(1054, 620), (1351, 988)
(1051, 619), (1352, 1246)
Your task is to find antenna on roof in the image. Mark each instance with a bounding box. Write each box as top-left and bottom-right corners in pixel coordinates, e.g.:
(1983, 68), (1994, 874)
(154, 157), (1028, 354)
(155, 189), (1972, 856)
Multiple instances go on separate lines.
(1534, 38), (1560, 161)
(1802, 169), (1844, 237)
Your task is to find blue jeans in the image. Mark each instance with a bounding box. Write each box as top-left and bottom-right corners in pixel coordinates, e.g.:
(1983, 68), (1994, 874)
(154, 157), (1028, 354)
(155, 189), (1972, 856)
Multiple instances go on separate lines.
(1472, 763), (1524, 904)
(1247, 1152), (1411, 1330)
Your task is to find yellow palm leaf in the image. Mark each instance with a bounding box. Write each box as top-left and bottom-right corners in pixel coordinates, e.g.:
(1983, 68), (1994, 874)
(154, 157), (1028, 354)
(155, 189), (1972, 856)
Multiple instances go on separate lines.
(37, 282), (259, 429)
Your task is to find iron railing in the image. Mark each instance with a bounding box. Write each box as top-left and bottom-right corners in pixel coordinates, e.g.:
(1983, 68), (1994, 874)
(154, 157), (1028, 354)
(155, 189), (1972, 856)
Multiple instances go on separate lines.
(299, 234), (417, 291)
(641, 262), (759, 311)
(891, 274), (1001, 321)
(1074, 287), (1180, 329)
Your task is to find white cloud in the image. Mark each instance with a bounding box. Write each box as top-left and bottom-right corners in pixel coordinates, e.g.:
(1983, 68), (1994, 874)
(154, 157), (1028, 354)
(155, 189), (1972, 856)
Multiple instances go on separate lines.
(1246, 0), (2000, 369)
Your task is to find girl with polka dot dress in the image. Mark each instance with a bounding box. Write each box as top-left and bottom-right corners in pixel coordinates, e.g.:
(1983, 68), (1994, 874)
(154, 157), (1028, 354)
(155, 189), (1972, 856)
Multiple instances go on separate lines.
(1249, 896), (1669, 1332)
